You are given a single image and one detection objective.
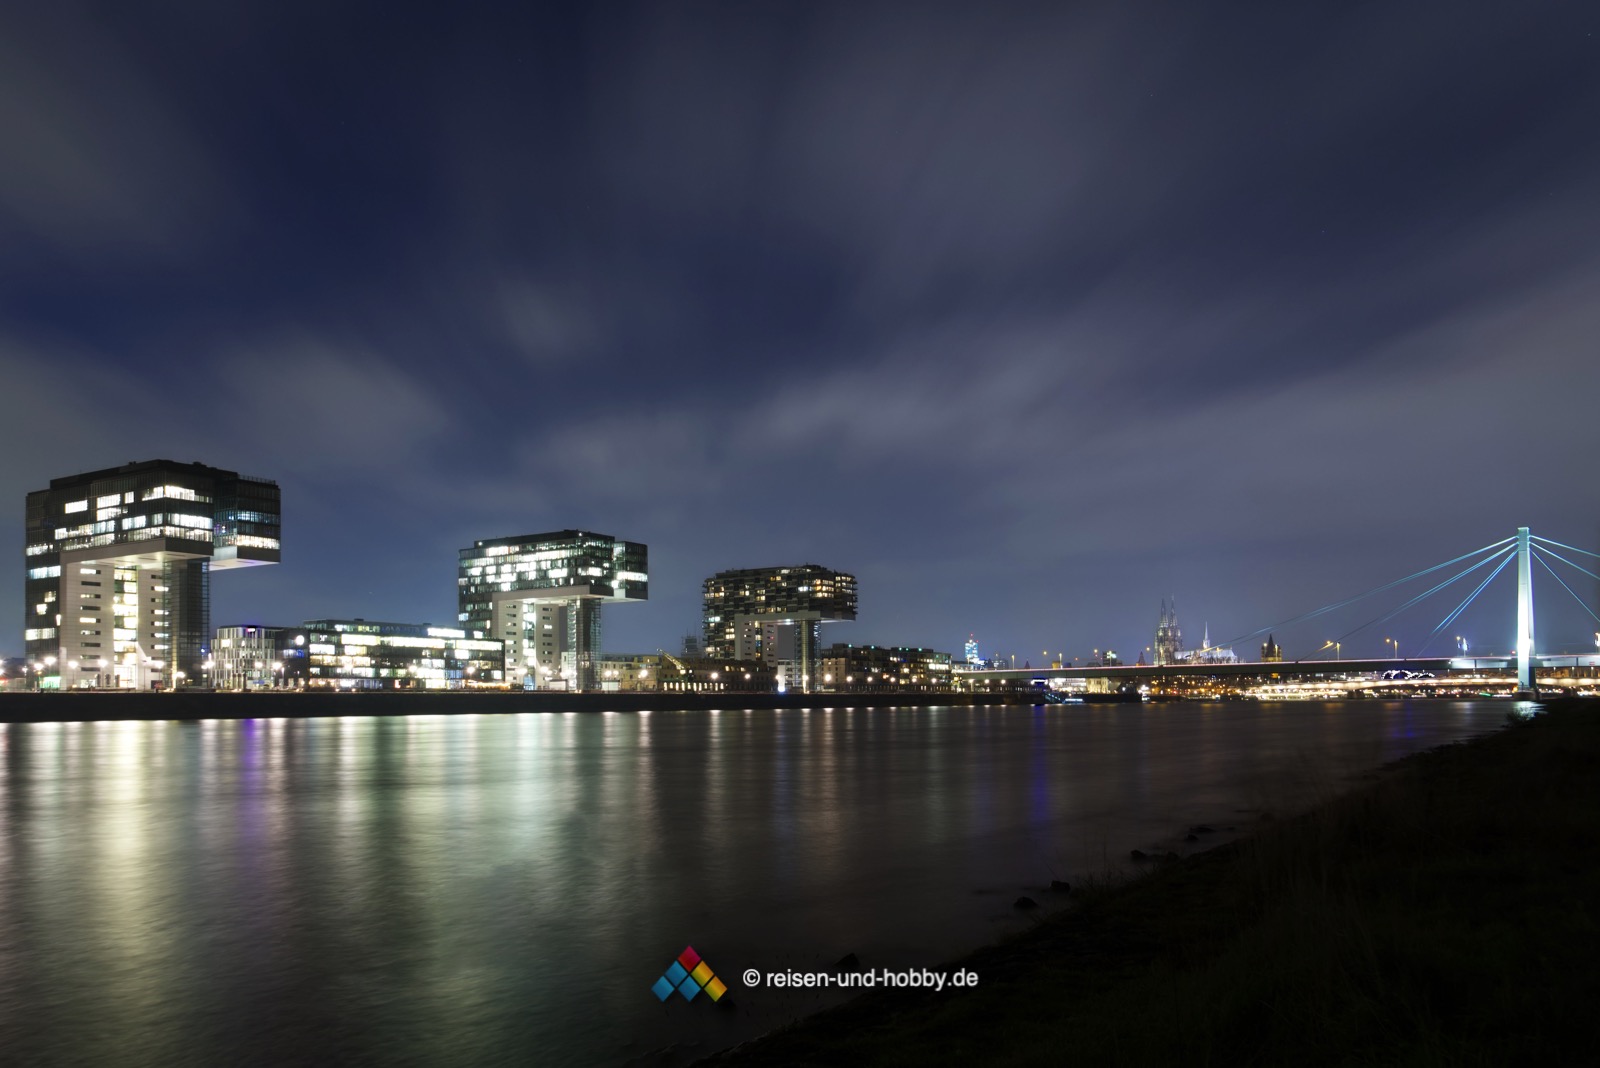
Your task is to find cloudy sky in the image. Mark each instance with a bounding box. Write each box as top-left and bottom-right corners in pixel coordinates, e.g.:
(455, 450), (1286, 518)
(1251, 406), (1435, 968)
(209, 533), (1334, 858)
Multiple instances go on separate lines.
(3, 1), (1598, 664)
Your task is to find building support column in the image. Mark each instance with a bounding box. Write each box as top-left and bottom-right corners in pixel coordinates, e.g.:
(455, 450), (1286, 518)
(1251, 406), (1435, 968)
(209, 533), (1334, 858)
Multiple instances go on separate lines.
(798, 620), (820, 694)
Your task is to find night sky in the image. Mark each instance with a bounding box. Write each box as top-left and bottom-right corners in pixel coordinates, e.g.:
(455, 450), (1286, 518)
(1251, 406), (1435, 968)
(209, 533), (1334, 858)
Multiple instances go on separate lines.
(4, 2), (1598, 664)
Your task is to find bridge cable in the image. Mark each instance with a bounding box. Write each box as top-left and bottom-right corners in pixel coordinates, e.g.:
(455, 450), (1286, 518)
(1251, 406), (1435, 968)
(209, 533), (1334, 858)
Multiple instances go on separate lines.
(1531, 549), (1600, 627)
(1528, 543), (1600, 585)
(1529, 535), (1600, 561)
(1213, 536), (1516, 654)
(1324, 545), (1516, 653)
(1416, 550), (1518, 656)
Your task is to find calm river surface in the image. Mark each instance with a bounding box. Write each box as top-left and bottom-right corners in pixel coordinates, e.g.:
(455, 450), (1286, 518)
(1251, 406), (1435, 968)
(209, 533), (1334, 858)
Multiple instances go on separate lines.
(0, 701), (1502, 1066)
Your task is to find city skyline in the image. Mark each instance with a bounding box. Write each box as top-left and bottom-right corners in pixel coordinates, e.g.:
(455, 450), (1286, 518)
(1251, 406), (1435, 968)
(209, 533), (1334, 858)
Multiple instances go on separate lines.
(15, 460), (1596, 677)
(3, 3), (1599, 662)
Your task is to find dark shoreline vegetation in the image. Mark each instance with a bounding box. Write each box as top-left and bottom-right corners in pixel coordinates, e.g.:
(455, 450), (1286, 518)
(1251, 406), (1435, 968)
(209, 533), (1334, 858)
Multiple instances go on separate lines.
(700, 698), (1600, 1066)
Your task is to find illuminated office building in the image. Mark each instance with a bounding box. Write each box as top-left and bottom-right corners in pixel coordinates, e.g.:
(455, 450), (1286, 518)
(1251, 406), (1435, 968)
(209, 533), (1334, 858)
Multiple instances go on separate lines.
(702, 565), (857, 692)
(24, 460), (280, 690)
(292, 619), (504, 689)
(458, 530), (647, 691)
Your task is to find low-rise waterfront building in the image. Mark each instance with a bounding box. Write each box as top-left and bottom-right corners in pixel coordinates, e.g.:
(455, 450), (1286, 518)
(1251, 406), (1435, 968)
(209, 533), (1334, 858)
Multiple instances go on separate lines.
(0, 657), (27, 691)
(655, 652), (778, 693)
(818, 643), (954, 691)
(213, 624), (292, 689)
(293, 619), (504, 690)
(593, 653), (660, 691)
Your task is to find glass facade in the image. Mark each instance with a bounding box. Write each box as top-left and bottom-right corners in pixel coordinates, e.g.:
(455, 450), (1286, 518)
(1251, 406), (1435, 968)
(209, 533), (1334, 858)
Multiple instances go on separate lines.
(24, 460), (280, 690)
(458, 530), (647, 692)
(213, 625), (290, 690)
(293, 619), (505, 690)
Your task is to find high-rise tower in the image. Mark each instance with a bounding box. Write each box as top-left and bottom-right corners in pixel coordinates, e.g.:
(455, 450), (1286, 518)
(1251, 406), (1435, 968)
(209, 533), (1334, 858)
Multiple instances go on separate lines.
(702, 565), (857, 692)
(24, 460), (280, 689)
(458, 530), (647, 691)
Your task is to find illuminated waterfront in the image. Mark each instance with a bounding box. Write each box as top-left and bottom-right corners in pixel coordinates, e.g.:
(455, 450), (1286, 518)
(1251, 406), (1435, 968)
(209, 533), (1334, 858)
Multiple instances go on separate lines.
(0, 702), (1498, 1066)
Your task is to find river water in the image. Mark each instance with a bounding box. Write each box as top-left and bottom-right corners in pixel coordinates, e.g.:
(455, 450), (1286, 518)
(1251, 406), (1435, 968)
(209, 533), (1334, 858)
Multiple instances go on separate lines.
(0, 701), (1502, 1066)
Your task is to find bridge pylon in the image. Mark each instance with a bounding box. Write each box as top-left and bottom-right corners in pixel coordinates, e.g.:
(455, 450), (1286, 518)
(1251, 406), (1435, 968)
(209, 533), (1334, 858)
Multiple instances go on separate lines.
(1517, 526), (1536, 693)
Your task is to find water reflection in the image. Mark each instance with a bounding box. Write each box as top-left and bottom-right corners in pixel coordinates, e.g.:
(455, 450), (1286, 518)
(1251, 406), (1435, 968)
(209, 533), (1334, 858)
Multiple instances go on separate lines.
(0, 702), (1495, 1066)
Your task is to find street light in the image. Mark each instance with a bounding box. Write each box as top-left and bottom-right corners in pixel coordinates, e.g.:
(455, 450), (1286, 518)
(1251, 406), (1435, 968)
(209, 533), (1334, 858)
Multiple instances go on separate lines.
(1385, 638), (1399, 660)
(1322, 640), (1341, 661)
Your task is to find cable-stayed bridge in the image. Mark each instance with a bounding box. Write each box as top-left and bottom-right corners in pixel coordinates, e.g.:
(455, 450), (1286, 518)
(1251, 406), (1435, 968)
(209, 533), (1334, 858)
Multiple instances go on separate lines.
(958, 527), (1600, 696)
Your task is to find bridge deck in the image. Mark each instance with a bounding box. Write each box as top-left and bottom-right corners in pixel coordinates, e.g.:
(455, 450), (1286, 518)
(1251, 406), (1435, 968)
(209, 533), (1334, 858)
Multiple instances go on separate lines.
(956, 655), (1599, 682)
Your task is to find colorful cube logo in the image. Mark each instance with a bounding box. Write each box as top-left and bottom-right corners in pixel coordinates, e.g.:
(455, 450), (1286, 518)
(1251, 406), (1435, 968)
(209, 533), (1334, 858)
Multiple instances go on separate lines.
(651, 946), (728, 1003)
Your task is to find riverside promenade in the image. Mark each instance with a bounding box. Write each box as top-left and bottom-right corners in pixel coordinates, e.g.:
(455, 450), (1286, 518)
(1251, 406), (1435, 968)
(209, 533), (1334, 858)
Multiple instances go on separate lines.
(0, 689), (1034, 723)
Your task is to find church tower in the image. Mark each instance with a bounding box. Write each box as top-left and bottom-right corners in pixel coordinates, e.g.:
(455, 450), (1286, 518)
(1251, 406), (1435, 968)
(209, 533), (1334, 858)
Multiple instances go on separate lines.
(1154, 598), (1184, 666)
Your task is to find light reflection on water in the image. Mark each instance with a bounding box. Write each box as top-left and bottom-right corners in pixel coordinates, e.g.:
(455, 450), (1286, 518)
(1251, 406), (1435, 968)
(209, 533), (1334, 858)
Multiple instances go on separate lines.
(0, 702), (1496, 1066)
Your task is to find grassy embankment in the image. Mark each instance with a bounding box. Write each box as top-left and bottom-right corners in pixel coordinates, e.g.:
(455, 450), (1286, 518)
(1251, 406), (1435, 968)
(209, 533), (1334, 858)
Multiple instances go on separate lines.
(705, 700), (1600, 1065)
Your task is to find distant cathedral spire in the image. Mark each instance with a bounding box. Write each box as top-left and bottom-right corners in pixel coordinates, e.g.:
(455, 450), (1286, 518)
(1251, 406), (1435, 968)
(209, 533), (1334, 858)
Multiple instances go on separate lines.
(1154, 597), (1183, 666)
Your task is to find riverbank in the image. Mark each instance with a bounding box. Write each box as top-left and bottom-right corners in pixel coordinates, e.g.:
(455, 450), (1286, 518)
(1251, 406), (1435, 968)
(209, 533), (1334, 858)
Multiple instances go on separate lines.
(0, 688), (1039, 723)
(701, 698), (1600, 1065)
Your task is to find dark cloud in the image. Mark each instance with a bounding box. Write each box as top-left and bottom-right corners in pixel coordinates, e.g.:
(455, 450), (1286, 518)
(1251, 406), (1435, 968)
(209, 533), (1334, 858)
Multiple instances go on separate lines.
(3, 1), (1599, 661)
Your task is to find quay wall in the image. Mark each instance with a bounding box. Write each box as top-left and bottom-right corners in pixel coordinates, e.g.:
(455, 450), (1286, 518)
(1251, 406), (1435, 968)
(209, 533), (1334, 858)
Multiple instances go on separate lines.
(0, 689), (1037, 723)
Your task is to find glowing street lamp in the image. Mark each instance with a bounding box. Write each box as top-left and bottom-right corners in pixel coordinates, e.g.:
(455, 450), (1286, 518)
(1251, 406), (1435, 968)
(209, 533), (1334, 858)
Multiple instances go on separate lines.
(1385, 638), (1399, 660)
(1321, 640), (1341, 661)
